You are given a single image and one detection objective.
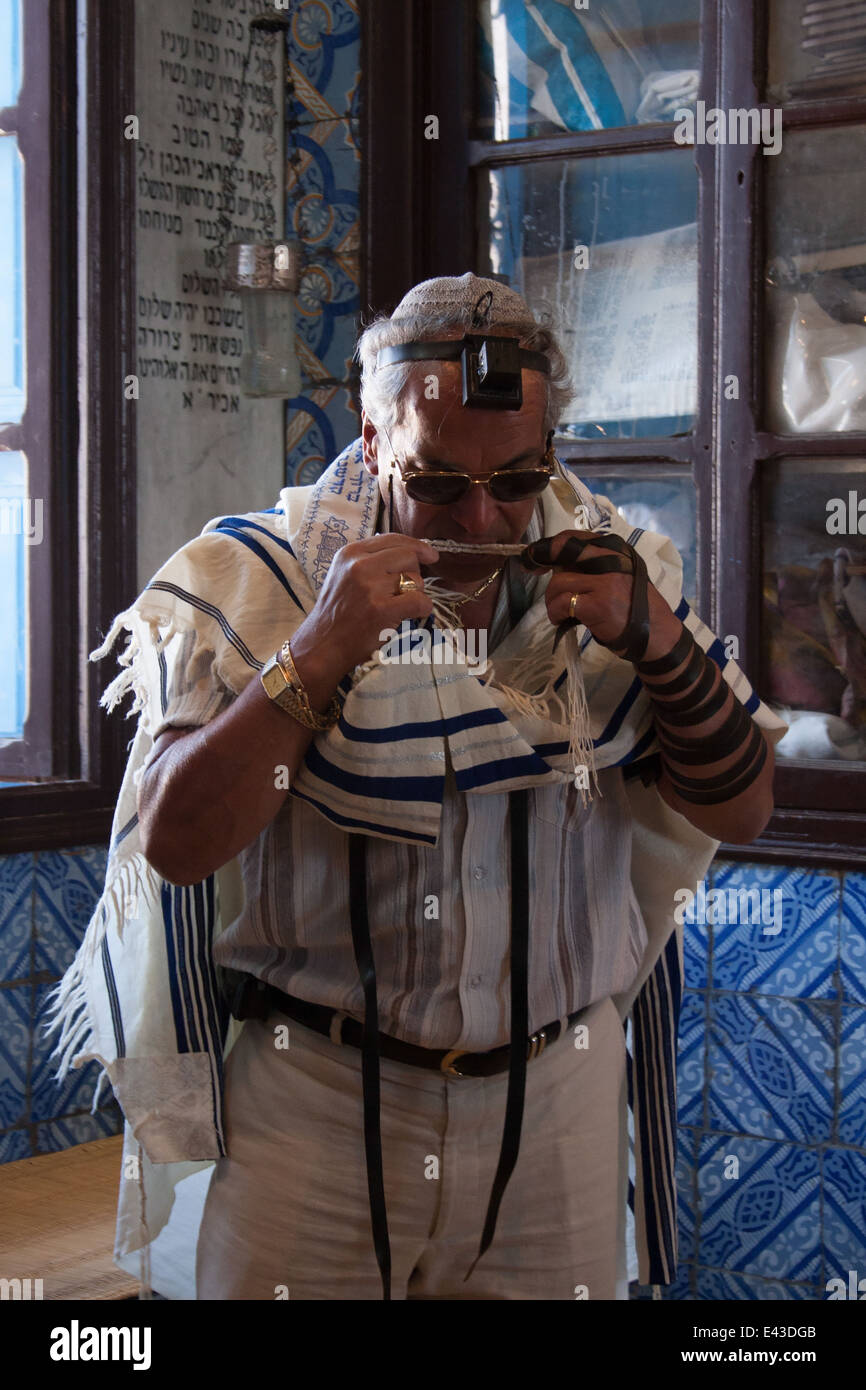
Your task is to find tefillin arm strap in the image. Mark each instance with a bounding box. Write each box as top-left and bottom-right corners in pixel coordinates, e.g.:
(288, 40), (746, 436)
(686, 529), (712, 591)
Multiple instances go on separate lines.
(523, 533), (652, 662)
(347, 789), (532, 1301)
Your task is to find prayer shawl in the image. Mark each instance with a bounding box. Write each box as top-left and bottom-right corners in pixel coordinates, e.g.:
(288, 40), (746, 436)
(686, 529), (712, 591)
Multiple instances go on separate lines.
(42, 436), (787, 1294)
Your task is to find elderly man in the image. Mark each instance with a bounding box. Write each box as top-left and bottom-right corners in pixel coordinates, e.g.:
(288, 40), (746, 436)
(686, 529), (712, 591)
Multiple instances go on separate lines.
(46, 274), (785, 1302)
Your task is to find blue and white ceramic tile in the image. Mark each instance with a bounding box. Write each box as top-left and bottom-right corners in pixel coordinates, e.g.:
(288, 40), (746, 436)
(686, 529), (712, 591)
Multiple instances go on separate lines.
(838, 1007), (866, 1148)
(0, 851), (34, 984)
(35, 1109), (122, 1154)
(33, 847), (107, 979)
(677, 990), (706, 1128)
(286, 0), (360, 116)
(30, 981), (106, 1124)
(0, 1128), (31, 1163)
(284, 3), (361, 488)
(0, 984), (30, 1131)
(697, 1136), (821, 1283)
(822, 1148), (866, 1291)
(694, 1268), (819, 1300)
(682, 871), (712, 988)
(707, 994), (834, 1144)
(840, 872), (866, 1006)
(712, 862), (840, 1000)
(677, 1126), (699, 1264)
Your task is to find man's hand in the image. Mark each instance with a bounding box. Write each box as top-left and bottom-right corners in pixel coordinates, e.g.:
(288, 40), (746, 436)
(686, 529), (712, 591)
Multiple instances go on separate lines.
(289, 534), (439, 706)
(523, 530), (682, 662)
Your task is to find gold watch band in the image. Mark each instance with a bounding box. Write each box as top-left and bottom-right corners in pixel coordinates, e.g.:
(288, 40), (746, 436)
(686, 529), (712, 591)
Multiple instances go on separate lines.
(260, 643), (341, 731)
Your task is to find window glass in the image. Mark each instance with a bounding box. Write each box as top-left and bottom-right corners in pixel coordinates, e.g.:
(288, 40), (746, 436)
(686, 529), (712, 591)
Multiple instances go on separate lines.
(767, 0), (866, 104)
(765, 126), (866, 435)
(0, 134), (25, 424)
(0, 0), (21, 109)
(482, 149), (697, 438)
(761, 459), (866, 764)
(0, 451), (28, 742)
(576, 466), (698, 606)
(476, 0), (701, 140)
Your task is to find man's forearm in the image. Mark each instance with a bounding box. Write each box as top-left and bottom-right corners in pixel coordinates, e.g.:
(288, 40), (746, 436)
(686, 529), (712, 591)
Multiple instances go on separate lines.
(137, 629), (341, 885)
(636, 622), (775, 843)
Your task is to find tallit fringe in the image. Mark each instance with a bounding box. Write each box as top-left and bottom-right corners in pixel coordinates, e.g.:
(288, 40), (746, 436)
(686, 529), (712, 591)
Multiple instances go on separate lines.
(41, 851), (162, 1080)
(93, 610), (182, 722)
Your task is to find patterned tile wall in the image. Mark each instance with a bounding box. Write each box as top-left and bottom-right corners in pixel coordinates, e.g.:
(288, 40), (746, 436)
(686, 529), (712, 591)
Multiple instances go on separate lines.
(634, 861), (866, 1301)
(283, 0), (362, 486)
(0, 847), (123, 1162)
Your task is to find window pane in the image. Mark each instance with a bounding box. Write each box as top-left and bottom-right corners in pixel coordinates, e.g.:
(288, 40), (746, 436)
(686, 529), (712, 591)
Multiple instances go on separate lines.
(575, 466), (698, 606)
(0, 134), (25, 424)
(765, 126), (866, 435)
(0, 451), (28, 742)
(767, 0), (866, 104)
(476, 0), (700, 140)
(482, 150), (697, 438)
(0, 0), (21, 109)
(761, 459), (866, 764)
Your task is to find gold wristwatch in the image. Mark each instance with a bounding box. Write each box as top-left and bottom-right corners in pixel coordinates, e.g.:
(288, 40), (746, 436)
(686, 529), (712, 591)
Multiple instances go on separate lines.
(260, 641), (341, 731)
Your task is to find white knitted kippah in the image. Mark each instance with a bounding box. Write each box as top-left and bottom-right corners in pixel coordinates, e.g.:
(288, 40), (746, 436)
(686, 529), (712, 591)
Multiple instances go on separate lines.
(390, 272), (537, 329)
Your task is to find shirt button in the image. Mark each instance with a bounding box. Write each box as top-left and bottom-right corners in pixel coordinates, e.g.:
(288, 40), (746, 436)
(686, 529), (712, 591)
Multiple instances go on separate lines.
(470, 975), (482, 988)
(472, 865), (487, 880)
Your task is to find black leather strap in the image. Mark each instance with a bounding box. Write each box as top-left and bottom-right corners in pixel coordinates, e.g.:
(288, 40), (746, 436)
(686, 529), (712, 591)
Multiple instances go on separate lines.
(377, 338), (551, 376)
(650, 656), (719, 717)
(348, 834), (391, 1301)
(657, 701), (752, 764)
(635, 626), (694, 676)
(652, 670), (731, 727)
(523, 532), (652, 663)
(464, 787), (530, 1285)
(666, 725), (768, 805)
(641, 641), (704, 696)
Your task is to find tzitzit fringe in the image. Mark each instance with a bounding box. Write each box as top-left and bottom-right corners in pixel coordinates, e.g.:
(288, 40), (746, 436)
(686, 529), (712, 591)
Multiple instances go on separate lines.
(367, 536), (599, 802)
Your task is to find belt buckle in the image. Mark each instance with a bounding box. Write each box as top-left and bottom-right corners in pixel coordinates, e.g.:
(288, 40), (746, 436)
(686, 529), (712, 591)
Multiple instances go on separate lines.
(440, 1048), (470, 1078)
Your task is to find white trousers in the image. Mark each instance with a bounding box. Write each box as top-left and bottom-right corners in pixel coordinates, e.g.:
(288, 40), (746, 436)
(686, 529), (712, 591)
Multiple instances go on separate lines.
(196, 994), (630, 1300)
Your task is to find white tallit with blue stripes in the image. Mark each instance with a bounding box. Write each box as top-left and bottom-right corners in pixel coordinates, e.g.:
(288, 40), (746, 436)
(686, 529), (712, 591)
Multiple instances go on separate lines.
(41, 435), (786, 1294)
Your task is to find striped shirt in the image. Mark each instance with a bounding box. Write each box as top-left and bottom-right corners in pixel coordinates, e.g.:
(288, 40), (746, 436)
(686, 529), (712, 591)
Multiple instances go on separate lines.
(152, 519), (649, 1051)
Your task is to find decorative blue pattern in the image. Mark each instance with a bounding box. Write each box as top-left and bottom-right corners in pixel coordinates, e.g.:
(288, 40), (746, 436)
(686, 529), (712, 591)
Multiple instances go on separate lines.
(713, 862), (840, 999)
(695, 1269), (819, 1300)
(33, 847), (107, 978)
(284, 4), (361, 485)
(0, 847), (123, 1162)
(676, 990), (706, 1128)
(0, 850), (33, 984)
(707, 995), (835, 1144)
(822, 1148), (866, 1284)
(839, 1007), (866, 1148)
(697, 1136), (822, 1283)
(840, 872), (866, 1005)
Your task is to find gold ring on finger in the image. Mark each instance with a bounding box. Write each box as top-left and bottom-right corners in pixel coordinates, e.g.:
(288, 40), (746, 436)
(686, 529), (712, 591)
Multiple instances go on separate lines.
(397, 572), (419, 595)
(569, 591), (580, 620)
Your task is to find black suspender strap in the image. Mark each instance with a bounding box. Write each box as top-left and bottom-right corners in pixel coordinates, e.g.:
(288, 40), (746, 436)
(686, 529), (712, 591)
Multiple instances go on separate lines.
(347, 832), (392, 1301)
(348, 789), (531, 1298)
(464, 787), (531, 1284)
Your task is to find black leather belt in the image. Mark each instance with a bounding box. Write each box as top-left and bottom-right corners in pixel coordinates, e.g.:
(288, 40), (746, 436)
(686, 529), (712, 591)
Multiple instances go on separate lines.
(229, 974), (586, 1079)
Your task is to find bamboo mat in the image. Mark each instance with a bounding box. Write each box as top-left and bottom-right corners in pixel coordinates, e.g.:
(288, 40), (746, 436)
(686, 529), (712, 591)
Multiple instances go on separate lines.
(0, 1135), (140, 1300)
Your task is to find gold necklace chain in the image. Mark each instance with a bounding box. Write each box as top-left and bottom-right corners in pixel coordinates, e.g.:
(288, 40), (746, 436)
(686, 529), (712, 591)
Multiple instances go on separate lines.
(448, 565), (504, 608)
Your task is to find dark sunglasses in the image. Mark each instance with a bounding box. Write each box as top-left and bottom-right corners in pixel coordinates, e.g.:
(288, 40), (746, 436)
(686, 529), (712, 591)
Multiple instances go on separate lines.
(391, 439), (556, 506)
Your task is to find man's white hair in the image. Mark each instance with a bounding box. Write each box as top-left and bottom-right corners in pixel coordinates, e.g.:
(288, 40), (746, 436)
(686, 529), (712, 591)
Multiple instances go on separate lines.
(354, 274), (573, 438)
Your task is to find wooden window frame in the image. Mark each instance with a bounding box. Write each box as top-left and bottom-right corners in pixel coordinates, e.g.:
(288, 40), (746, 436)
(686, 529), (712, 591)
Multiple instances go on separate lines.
(362, 0), (866, 867)
(0, 0), (136, 852)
